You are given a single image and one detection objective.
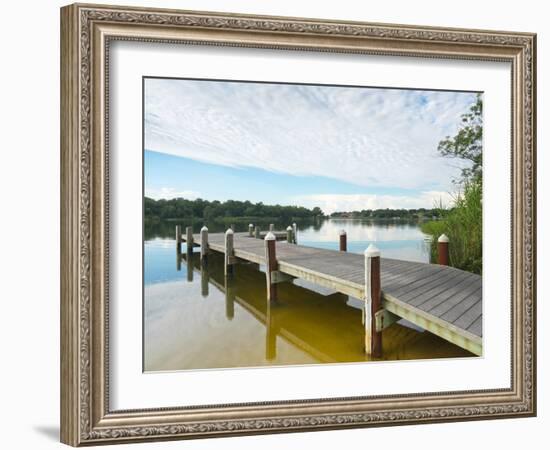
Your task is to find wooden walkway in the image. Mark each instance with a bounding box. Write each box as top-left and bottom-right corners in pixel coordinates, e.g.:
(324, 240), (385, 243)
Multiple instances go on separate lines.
(182, 231), (482, 356)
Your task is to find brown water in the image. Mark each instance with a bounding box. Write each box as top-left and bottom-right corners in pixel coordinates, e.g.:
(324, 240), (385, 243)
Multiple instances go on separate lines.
(143, 219), (473, 372)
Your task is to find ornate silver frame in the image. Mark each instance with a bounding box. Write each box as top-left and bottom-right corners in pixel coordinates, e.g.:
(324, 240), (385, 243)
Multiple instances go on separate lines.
(60, 3), (536, 446)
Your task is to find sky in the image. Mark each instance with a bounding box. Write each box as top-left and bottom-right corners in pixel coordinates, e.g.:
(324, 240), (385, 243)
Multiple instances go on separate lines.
(144, 78), (479, 213)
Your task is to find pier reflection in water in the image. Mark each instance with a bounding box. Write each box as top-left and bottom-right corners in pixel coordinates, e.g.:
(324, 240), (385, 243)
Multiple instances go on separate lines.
(144, 238), (471, 372)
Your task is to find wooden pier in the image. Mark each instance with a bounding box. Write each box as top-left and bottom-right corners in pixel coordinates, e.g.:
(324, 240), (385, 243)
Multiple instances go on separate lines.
(179, 227), (482, 356)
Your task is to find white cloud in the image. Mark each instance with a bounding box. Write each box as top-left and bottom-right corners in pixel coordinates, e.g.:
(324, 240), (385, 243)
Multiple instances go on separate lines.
(294, 191), (455, 214)
(145, 79), (478, 192)
(145, 187), (200, 200)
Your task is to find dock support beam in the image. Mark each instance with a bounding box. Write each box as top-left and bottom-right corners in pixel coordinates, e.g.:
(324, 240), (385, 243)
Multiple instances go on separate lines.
(286, 226), (293, 243)
(365, 244), (382, 357)
(292, 223), (298, 244)
(248, 223), (254, 237)
(438, 234), (449, 266)
(264, 232), (278, 302)
(339, 230), (347, 252)
(186, 226), (193, 255)
(224, 228), (234, 277)
(254, 225), (260, 239)
(200, 226), (209, 264)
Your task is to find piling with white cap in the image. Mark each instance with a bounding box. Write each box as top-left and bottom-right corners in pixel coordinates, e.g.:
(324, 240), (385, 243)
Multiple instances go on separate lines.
(364, 244), (382, 357)
(200, 226), (209, 262)
(264, 231), (278, 302)
(286, 225), (293, 243)
(248, 223), (254, 237)
(438, 234), (450, 266)
(292, 223), (298, 244)
(224, 228), (234, 276)
(339, 229), (347, 252)
(269, 223), (275, 232)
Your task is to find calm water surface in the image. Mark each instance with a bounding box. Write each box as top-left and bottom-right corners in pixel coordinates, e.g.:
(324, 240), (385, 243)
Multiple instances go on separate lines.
(144, 219), (472, 371)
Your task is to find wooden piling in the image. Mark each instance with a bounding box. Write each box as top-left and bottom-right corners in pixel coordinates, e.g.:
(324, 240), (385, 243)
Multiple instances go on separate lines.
(254, 225), (260, 239)
(224, 228), (234, 276)
(200, 226), (209, 263)
(286, 226), (293, 243)
(269, 223), (275, 232)
(364, 244), (382, 357)
(186, 226), (193, 254)
(264, 231), (278, 302)
(292, 223), (298, 244)
(339, 230), (347, 252)
(438, 234), (449, 266)
(248, 223), (254, 237)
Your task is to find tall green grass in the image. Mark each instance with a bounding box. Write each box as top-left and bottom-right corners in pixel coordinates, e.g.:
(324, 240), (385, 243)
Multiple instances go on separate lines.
(421, 181), (482, 275)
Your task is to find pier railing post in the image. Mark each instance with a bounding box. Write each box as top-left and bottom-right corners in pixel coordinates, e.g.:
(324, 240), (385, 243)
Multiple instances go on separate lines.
(200, 226), (209, 264)
(254, 225), (260, 239)
(292, 223), (298, 244)
(437, 234), (449, 266)
(339, 230), (347, 252)
(186, 226), (193, 255)
(175, 225), (182, 254)
(264, 232), (278, 302)
(224, 228), (234, 277)
(364, 244), (382, 357)
(248, 223), (254, 237)
(286, 226), (293, 243)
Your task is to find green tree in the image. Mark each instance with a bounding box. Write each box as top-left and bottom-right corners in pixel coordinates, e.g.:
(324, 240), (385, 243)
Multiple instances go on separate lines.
(437, 94), (482, 184)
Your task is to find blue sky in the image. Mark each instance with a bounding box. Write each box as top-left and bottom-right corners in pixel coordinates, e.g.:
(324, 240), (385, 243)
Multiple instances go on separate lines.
(144, 78), (479, 213)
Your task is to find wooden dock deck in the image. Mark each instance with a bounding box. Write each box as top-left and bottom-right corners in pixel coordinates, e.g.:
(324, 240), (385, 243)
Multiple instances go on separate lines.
(180, 230), (482, 356)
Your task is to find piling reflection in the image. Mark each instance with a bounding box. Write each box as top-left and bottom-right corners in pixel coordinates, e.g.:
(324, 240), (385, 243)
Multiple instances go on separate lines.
(200, 263), (209, 298)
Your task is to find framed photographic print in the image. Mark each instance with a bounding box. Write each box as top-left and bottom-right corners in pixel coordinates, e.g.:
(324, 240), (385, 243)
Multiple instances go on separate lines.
(60, 3), (536, 446)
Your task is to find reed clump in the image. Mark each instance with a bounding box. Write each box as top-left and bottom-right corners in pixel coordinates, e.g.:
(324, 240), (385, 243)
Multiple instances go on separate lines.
(421, 181), (482, 275)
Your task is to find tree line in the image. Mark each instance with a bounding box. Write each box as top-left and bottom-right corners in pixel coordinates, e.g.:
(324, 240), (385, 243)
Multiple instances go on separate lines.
(144, 197), (324, 222)
(330, 208), (444, 220)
